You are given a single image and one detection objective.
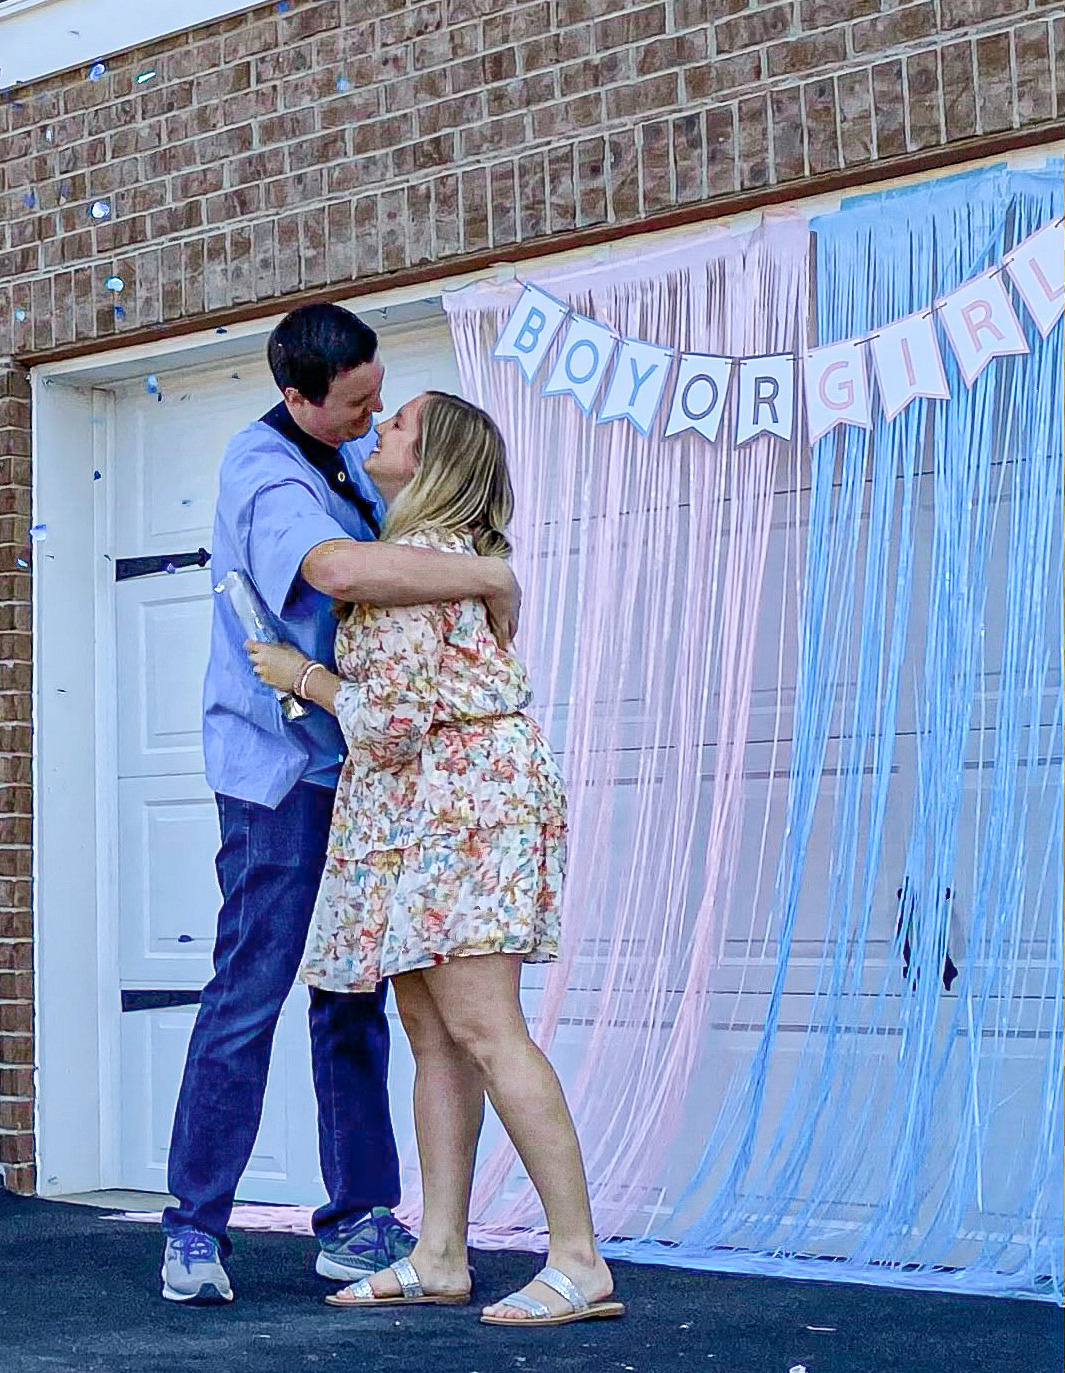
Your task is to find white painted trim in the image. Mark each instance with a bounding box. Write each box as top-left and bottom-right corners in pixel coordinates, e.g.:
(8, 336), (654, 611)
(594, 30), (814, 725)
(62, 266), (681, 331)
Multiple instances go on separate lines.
(92, 387), (122, 1189)
(0, 0), (260, 91)
(33, 372), (104, 1195)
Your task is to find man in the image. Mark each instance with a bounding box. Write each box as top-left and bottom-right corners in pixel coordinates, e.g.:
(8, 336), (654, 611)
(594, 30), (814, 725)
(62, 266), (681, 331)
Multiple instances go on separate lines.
(160, 303), (519, 1304)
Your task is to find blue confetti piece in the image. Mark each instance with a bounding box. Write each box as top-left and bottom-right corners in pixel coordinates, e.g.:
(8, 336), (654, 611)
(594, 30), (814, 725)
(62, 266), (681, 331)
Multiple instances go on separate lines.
(113, 304), (125, 318)
(14, 309), (27, 323)
(105, 276), (125, 293)
(90, 200), (112, 220)
(22, 192), (36, 209)
(336, 76), (352, 93)
(165, 562), (176, 575)
(93, 470), (102, 481)
(215, 327), (228, 334)
(29, 523), (48, 542)
(135, 71), (157, 85)
(16, 557), (29, 570)
(177, 934), (193, 943)
(277, 1), (292, 11)
(88, 62), (107, 82)
(145, 374), (161, 395)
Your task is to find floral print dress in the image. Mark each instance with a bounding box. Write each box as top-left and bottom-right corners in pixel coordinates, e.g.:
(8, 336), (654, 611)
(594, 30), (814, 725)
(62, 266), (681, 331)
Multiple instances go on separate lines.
(299, 529), (566, 994)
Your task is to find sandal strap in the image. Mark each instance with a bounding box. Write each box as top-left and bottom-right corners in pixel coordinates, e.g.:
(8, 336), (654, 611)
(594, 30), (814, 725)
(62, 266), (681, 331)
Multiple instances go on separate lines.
(344, 1276), (375, 1301)
(498, 1290), (552, 1318)
(535, 1266), (589, 1312)
(391, 1257), (424, 1298)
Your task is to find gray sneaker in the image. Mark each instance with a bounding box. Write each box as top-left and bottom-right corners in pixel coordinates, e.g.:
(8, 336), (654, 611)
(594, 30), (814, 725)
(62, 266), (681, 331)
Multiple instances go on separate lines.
(161, 1229), (234, 1304)
(315, 1207), (416, 1281)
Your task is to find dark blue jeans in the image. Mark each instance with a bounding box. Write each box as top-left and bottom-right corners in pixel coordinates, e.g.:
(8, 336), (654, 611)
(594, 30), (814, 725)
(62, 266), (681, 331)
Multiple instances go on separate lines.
(162, 783), (400, 1256)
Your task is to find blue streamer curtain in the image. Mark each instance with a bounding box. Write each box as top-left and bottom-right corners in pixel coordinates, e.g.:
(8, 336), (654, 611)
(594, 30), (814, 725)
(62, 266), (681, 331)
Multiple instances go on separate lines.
(607, 163), (1064, 1303)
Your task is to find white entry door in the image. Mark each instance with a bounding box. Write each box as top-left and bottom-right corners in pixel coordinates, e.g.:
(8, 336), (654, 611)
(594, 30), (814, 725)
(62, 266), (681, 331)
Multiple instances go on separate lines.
(108, 315), (460, 1201)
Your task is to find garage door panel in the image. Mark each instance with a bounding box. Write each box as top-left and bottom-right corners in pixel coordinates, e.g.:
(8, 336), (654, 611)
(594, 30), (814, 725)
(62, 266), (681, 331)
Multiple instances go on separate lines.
(118, 775), (220, 986)
(116, 570), (213, 779)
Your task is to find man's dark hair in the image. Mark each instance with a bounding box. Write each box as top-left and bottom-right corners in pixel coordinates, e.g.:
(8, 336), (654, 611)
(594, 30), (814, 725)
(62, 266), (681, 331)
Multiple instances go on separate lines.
(267, 303), (378, 405)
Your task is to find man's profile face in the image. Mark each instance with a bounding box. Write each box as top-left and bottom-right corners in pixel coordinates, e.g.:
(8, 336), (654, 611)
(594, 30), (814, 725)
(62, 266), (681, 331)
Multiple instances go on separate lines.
(285, 355), (385, 446)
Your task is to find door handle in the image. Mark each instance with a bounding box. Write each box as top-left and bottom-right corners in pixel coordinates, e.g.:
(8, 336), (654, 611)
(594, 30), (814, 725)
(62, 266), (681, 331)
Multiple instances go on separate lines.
(115, 547), (210, 581)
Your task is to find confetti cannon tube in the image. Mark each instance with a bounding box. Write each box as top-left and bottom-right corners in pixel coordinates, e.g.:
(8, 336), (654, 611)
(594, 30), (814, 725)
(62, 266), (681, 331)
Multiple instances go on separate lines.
(215, 570), (309, 721)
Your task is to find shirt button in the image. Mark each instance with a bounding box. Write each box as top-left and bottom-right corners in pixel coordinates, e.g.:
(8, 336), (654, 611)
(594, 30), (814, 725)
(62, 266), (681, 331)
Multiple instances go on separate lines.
(336, 471), (346, 482)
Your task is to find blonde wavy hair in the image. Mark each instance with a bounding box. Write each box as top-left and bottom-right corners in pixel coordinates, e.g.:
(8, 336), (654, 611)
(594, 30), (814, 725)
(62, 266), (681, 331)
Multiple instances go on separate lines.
(382, 390), (514, 560)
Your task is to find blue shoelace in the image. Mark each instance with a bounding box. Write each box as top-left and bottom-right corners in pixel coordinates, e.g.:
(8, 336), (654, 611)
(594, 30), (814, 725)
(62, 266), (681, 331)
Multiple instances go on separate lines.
(171, 1230), (219, 1270)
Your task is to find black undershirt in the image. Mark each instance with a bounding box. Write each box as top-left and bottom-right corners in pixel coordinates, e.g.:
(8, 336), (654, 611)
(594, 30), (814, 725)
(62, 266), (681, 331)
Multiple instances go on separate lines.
(260, 401), (381, 537)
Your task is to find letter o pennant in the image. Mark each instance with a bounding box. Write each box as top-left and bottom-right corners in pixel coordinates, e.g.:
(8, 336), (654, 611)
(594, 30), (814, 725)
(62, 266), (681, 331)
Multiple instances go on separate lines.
(663, 353), (733, 443)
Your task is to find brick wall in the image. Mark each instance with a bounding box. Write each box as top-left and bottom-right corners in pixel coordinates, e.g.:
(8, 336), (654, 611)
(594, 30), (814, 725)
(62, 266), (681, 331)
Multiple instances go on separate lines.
(0, 0), (1062, 1192)
(0, 361), (33, 1196)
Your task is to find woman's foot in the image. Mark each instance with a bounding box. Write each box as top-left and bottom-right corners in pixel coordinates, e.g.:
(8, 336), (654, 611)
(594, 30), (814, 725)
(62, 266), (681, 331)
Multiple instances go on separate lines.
(482, 1250), (613, 1321)
(359, 1239), (471, 1302)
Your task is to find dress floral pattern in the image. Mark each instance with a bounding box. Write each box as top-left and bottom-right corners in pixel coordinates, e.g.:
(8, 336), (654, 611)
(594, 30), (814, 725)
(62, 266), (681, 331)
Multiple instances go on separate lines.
(300, 529), (566, 994)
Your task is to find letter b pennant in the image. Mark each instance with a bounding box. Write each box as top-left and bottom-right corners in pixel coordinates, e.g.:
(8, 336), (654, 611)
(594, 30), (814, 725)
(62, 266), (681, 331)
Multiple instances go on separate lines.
(493, 284), (570, 383)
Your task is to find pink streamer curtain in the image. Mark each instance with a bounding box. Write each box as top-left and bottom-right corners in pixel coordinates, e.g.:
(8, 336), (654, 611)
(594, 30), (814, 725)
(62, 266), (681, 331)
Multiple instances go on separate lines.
(436, 219), (810, 1246)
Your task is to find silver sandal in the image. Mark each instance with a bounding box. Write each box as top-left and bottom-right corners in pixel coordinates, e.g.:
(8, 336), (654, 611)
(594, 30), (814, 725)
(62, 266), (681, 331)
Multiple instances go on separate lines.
(480, 1265), (625, 1326)
(325, 1256), (470, 1308)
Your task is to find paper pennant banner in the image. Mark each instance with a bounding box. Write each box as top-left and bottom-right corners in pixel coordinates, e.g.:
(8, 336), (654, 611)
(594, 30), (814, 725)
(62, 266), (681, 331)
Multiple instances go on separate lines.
(735, 354), (795, 444)
(803, 339), (872, 443)
(598, 338), (674, 435)
(869, 310), (950, 421)
(493, 284), (569, 383)
(542, 313), (617, 414)
(937, 268), (1029, 387)
(1005, 218), (1065, 338)
(663, 353), (733, 442)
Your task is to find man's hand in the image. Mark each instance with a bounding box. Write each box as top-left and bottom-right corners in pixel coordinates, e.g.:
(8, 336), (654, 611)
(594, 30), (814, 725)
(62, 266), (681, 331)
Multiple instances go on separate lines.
(246, 641), (307, 693)
(484, 560), (521, 646)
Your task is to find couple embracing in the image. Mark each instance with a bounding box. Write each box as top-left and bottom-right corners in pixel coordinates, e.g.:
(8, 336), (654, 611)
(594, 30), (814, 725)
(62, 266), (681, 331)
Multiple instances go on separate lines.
(160, 303), (623, 1328)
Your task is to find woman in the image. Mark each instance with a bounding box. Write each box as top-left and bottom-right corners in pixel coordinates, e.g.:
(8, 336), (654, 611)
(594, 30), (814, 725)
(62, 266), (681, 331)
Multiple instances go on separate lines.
(247, 392), (623, 1328)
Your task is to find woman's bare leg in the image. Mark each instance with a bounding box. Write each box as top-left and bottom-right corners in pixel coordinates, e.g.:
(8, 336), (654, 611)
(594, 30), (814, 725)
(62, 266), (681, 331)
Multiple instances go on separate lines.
(359, 970), (482, 1299)
(421, 953), (613, 1319)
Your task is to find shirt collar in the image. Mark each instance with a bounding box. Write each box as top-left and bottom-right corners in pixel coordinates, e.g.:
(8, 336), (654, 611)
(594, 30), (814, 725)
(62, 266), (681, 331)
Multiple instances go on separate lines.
(260, 401), (380, 535)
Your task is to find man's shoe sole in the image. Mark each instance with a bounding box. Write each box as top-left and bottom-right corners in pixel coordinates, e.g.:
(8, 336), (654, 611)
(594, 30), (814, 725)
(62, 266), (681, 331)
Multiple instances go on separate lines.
(161, 1272), (234, 1304)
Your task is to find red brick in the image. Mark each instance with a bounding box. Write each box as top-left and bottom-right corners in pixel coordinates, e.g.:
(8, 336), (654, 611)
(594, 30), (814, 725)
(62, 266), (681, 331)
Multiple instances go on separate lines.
(871, 59), (906, 158)
(517, 150), (548, 241)
(975, 31), (1014, 134)
(607, 128), (639, 223)
(354, 195), (381, 278)
(640, 118), (671, 214)
(547, 145), (577, 234)
(431, 172), (460, 259)
(802, 78), (839, 175)
(685, 50), (765, 101)
(771, 85), (805, 181)
(852, 3), (937, 56)
(461, 166), (490, 253)
(595, 4), (667, 50)
(411, 22), (480, 71)
(1014, 23), (1054, 125)
(906, 48), (942, 150)
(716, 3), (793, 55)
(490, 161), (517, 247)
(603, 72), (680, 123)
(575, 135), (608, 227)
(837, 69), (874, 166)
(407, 181), (432, 266)
(942, 0), (1026, 27)
(767, 27), (847, 80)
(673, 111), (704, 205)
(379, 187), (407, 271)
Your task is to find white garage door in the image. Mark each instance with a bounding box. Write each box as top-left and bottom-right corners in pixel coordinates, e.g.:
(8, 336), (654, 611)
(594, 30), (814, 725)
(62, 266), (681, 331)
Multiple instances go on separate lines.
(108, 314), (460, 1202)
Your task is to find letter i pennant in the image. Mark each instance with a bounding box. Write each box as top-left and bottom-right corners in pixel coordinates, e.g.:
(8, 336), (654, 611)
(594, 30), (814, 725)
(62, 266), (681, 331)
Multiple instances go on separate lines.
(869, 310), (950, 421)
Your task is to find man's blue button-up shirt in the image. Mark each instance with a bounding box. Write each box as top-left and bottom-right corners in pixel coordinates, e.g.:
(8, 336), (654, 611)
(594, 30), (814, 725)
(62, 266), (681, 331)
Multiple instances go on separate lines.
(202, 405), (385, 809)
